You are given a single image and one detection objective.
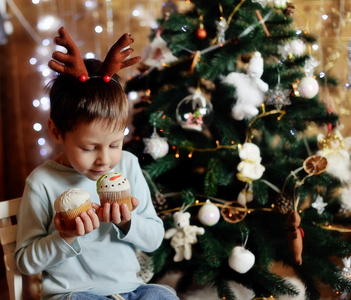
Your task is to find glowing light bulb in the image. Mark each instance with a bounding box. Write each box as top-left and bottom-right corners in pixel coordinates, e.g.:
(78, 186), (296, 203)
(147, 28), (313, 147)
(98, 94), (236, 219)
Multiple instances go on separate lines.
(40, 148), (48, 156)
(37, 15), (60, 31)
(85, 52), (95, 59)
(40, 97), (50, 111)
(38, 138), (46, 146)
(33, 99), (40, 107)
(128, 91), (138, 101)
(42, 68), (51, 77)
(132, 10), (140, 17)
(42, 39), (50, 46)
(95, 26), (103, 33)
(29, 58), (37, 65)
(33, 123), (42, 131)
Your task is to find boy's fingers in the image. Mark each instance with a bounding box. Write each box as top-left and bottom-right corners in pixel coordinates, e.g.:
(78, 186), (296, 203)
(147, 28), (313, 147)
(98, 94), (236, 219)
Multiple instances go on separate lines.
(131, 197), (139, 210)
(111, 203), (122, 224)
(91, 202), (101, 211)
(120, 204), (131, 222)
(80, 211), (93, 233)
(103, 203), (111, 223)
(88, 209), (100, 228)
(75, 217), (85, 236)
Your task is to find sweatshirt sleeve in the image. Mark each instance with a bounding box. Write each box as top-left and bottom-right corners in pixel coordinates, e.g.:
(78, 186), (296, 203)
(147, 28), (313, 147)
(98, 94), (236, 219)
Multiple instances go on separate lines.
(115, 152), (165, 252)
(14, 182), (82, 275)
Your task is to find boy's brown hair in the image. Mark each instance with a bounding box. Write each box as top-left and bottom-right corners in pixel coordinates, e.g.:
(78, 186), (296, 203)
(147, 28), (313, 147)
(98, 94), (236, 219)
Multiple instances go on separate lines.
(48, 59), (129, 137)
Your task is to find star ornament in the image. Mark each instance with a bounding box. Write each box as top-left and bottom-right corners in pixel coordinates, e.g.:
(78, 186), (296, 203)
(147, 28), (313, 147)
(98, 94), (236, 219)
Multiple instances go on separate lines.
(311, 195), (328, 215)
(265, 86), (291, 110)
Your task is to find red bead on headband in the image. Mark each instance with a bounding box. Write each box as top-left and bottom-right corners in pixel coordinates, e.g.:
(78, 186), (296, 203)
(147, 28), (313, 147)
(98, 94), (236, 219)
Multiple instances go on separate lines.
(48, 26), (141, 83)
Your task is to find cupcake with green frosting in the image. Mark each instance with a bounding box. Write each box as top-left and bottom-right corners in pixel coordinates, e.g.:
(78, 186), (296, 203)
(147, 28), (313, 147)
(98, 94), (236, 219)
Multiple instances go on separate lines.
(97, 172), (132, 211)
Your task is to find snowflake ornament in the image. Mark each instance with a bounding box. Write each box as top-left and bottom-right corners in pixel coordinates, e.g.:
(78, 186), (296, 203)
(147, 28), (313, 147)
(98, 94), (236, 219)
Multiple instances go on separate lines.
(265, 86), (291, 110)
(265, 67), (291, 110)
(311, 195), (327, 215)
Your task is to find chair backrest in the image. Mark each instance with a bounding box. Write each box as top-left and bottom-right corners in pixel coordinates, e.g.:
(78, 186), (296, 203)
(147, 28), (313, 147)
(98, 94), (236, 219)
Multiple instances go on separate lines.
(0, 198), (22, 300)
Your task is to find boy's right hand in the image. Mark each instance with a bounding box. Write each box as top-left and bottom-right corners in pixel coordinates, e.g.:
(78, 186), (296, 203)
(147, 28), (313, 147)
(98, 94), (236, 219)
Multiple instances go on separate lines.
(54, 203), (100, 244)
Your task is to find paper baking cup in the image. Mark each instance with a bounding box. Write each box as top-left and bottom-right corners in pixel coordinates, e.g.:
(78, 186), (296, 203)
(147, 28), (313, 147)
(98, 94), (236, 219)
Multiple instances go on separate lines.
(99, 190), (132, 211)
(60, 200), (93, 230)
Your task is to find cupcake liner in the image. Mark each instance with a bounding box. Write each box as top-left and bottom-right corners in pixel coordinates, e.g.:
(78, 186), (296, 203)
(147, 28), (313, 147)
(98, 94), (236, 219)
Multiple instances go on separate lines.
(99, 190), (132, 211)
(60, 200), (93, 230)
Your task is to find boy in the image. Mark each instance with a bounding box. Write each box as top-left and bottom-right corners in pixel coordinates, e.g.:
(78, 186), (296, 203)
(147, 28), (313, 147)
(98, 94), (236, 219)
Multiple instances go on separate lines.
(14, 27), (178, 300)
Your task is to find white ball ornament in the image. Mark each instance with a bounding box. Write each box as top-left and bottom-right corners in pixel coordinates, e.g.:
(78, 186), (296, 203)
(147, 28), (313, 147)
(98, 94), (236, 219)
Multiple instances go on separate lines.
(228, 246), (255, 274)
(298, 77), (319, 99)
(143, 132), (169, 160)
(198, 201), (220, 226)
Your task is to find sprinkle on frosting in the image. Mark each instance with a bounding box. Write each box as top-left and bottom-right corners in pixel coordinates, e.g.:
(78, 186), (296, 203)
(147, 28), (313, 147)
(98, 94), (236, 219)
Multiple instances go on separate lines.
(97, 172), (130, 193)
(54, 188), (90, 212)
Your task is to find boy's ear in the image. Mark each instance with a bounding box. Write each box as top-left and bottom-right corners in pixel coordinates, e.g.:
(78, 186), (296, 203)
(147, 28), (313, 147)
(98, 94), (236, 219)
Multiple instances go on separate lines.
(47, 118), (62, 143)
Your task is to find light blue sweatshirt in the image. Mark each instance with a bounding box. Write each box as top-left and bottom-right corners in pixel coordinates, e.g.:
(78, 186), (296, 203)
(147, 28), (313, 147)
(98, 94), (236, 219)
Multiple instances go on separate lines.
(14, 151), (165, 300)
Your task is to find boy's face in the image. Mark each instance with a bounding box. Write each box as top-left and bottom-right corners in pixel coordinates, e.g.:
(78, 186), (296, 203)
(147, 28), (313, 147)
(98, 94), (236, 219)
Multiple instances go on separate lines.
(58, 119), (125, 181)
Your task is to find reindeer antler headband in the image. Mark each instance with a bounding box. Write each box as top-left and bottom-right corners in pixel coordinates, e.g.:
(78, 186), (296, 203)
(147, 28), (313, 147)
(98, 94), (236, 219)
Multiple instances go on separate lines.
(48, 27), (141, 84)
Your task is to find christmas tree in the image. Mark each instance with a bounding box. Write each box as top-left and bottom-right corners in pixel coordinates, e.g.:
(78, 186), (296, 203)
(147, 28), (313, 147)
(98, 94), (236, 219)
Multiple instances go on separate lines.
(125, 0), (351, 299)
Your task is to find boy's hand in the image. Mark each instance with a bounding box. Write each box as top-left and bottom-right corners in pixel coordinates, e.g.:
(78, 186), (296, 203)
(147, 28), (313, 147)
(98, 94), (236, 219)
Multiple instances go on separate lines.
(96, 197), (139, 234)
(54, 203), (100, 244)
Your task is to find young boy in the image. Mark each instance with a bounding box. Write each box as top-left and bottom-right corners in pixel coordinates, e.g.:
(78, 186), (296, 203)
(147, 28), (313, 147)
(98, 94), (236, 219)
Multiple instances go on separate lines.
(14, 27), (178, 300)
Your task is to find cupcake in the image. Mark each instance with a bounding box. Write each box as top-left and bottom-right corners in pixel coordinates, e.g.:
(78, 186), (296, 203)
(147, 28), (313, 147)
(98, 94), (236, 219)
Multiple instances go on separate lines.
(54, 188), (93, 230)
(97, 172), (132, 211)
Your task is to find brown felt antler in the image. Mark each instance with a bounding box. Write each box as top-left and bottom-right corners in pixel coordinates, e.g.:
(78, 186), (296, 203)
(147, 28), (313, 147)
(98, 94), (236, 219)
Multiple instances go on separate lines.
(48, 27), (141, 83)
(48, 27), (90, 82)
(99, 33), (141, 81)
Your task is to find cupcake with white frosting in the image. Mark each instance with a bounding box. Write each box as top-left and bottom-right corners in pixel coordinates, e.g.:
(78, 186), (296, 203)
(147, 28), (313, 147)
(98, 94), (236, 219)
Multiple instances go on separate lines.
(97, 172), (132, 211)
(54, 188), (93, 229)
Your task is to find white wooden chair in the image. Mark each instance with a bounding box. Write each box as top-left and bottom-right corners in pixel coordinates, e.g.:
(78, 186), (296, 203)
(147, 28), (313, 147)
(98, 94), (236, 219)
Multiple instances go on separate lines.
(0, 198), (23, 300)
(0, 198), (41, 300)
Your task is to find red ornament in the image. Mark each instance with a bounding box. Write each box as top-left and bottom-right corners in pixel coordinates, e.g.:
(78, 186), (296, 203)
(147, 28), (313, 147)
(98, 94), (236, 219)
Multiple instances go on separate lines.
(196, 27), (207, 40)
(103, 75), (111, 82)
(79, 75), (87, 82)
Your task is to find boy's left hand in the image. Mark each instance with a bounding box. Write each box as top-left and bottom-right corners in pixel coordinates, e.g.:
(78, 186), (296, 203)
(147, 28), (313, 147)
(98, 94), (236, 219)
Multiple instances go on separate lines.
(96, 196), (139, 234)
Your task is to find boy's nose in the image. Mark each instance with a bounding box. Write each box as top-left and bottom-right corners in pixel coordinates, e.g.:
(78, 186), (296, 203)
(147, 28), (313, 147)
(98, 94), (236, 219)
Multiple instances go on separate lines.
(96, 150), (111, 166)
